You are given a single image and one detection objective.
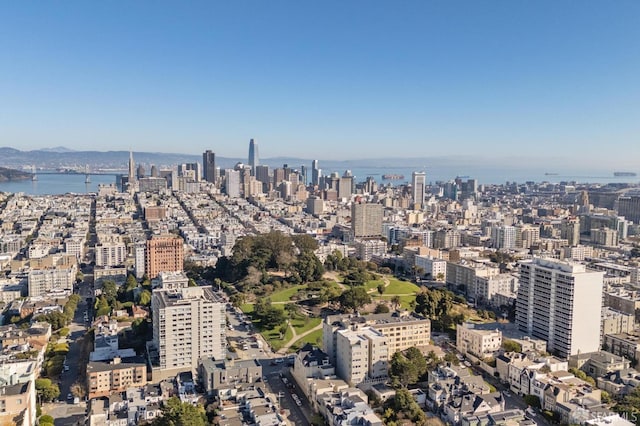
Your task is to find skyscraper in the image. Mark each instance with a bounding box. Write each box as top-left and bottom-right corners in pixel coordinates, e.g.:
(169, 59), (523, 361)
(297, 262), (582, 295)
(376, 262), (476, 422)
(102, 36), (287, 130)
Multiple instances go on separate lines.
(248, 139), (259, 174)
(128, 149), (135, 182)
(224, 169), (241, 198)
(312, 160), (321, 187)
(516, 257), (604, 359)
(203, 150), (216, 184)
(412, 171), (426, 208)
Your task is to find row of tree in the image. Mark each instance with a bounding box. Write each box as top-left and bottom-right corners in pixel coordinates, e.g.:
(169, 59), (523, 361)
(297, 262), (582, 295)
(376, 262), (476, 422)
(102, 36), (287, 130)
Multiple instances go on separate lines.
(34, 294), (81, 330)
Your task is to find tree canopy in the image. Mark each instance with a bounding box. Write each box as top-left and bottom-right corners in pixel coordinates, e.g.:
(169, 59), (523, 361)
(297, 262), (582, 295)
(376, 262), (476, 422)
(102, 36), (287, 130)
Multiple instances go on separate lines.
(151, 397), (207, 426)
(338, 286), (371, 312)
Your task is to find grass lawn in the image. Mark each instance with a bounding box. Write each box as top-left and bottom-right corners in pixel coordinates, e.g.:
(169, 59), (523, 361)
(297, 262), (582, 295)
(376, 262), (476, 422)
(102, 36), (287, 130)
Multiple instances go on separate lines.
(288, 329), (323, 353)
(290, 317), (321, 335)
(240, 304), (254, 314)
(365, 279), (385, 292)
(261, 324), (294, 352)
(375, 294), (417, 310)
(269, 285), (307, 303)
(384, 279), (421, 295)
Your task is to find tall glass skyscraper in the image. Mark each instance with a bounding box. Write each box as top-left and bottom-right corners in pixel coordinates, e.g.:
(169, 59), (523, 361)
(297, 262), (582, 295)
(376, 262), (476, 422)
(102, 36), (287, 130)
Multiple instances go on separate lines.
(248, 139), (259, 174)
(203, 150), (216, 184)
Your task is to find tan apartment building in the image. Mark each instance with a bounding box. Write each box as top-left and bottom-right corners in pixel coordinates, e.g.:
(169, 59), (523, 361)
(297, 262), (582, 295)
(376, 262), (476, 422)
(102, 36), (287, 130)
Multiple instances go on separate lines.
(145, 234), (184, 279)
(87, 357), (147, 399)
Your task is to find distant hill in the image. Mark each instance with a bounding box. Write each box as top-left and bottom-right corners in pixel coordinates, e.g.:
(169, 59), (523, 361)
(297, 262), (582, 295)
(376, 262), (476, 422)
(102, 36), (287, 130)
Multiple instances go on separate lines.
(0, 146), (474, 172)
(0, 166), (32, 182)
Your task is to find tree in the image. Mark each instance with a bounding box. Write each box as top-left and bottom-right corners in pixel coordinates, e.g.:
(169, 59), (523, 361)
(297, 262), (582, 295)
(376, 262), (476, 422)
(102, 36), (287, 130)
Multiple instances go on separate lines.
(390, 352), (419, 387)
(137, 289), (151, 307)
(34, 311), (68, 330)
(293, 251), (325, 283)
(614, 386), (640, 422)
(377, 283), (386, 295)
(152, 397), (207, 426)
(523, 394), (541, 409)
(94, 295), (111, 317)
(391, 295), (401, 310)
(569, 367), (596, 386)
(374, 303), (390, 314)
(502, 339), (522, 353)
(339, 287), (371, 312)
(40, 415), (55, 424)
(125, 274), (138, 291)
(35, 378), (60, 402)
(405, 346), (428, 379)
(261, 307), (287, 329)
(101, 280), (118, 306)
(284, 303), (300, 318)
(444, 352), (459, 365)
(292, 234), (319, 253)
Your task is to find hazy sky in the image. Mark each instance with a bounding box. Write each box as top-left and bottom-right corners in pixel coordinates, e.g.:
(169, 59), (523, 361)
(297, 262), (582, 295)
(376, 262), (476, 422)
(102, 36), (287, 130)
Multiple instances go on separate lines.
(1, 1), (639, 166)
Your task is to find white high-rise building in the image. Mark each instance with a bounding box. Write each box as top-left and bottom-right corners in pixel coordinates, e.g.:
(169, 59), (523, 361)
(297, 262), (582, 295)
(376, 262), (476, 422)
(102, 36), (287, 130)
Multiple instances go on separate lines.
(491, 225), (517, 250)
(95, 242), (127, 267)
(335, 327), (389, 386)
(150, 286), (226, 380)
(224, 169), (241, 198)
(516, 258), (604, 359)
(134, 242), (146, 279)
(412, 171), (426, 209)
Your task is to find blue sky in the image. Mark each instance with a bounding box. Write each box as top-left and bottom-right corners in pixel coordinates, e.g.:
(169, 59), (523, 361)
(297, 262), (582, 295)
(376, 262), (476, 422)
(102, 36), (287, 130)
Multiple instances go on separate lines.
(1, 1), (639, 166)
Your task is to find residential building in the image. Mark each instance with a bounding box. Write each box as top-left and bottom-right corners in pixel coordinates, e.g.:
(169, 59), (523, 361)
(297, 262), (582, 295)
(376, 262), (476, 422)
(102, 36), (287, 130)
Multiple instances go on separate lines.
(145, 234), (184, 279)
(516, 258), (604, 358)
(198, 358), (262, 396)
(224, 169), (241, 198)
(568, 351), (630, 379)
(456, 322), (502, 359)
(0, 381), (36, 426)
(351, 202), (383, 238)
(601, 308), (635, 337)
(95, 241), (127, 267)
(150, 286), (226, 381)
(87, 357), (147, 399)
(323, 311), (430, 370)
(27, 255), (77, 297)
(335, 327), (388, 385)
(415, 255), (447, 281)
(603, 332), (640, 363)
(491, 226), (517, 250)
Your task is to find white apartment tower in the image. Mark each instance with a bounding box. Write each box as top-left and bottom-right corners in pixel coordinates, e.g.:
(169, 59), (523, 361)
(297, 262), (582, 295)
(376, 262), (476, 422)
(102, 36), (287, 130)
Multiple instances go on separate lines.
(412, 171), (426, 209)
(516, 258), (604, 359)
(151, 286), (226, 380)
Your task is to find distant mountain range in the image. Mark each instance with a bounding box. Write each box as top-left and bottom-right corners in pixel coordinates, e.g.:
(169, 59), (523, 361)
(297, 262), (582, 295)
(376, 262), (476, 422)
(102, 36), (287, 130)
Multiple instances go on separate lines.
(0, 146), (474, 172)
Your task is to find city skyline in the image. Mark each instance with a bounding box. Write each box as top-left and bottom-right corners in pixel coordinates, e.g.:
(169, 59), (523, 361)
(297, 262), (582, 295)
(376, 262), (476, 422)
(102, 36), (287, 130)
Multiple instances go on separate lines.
(1, 2), (639, 167)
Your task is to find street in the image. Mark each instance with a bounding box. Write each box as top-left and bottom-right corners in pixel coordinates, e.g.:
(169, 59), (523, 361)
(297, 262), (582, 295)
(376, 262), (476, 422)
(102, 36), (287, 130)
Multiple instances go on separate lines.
(44, 280), (92, 425)
(226, 303), (311, 426)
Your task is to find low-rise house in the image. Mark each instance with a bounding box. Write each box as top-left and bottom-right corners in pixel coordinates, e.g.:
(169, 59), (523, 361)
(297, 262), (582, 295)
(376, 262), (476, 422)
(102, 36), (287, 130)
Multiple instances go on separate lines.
(444, 392), (505, 426)
(198, 358), (262, 396)
(596, 368), (640, 396)
(568, 351), (630, 378)
(457, 322), (502, 359)
(316, 388), (382, 426)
